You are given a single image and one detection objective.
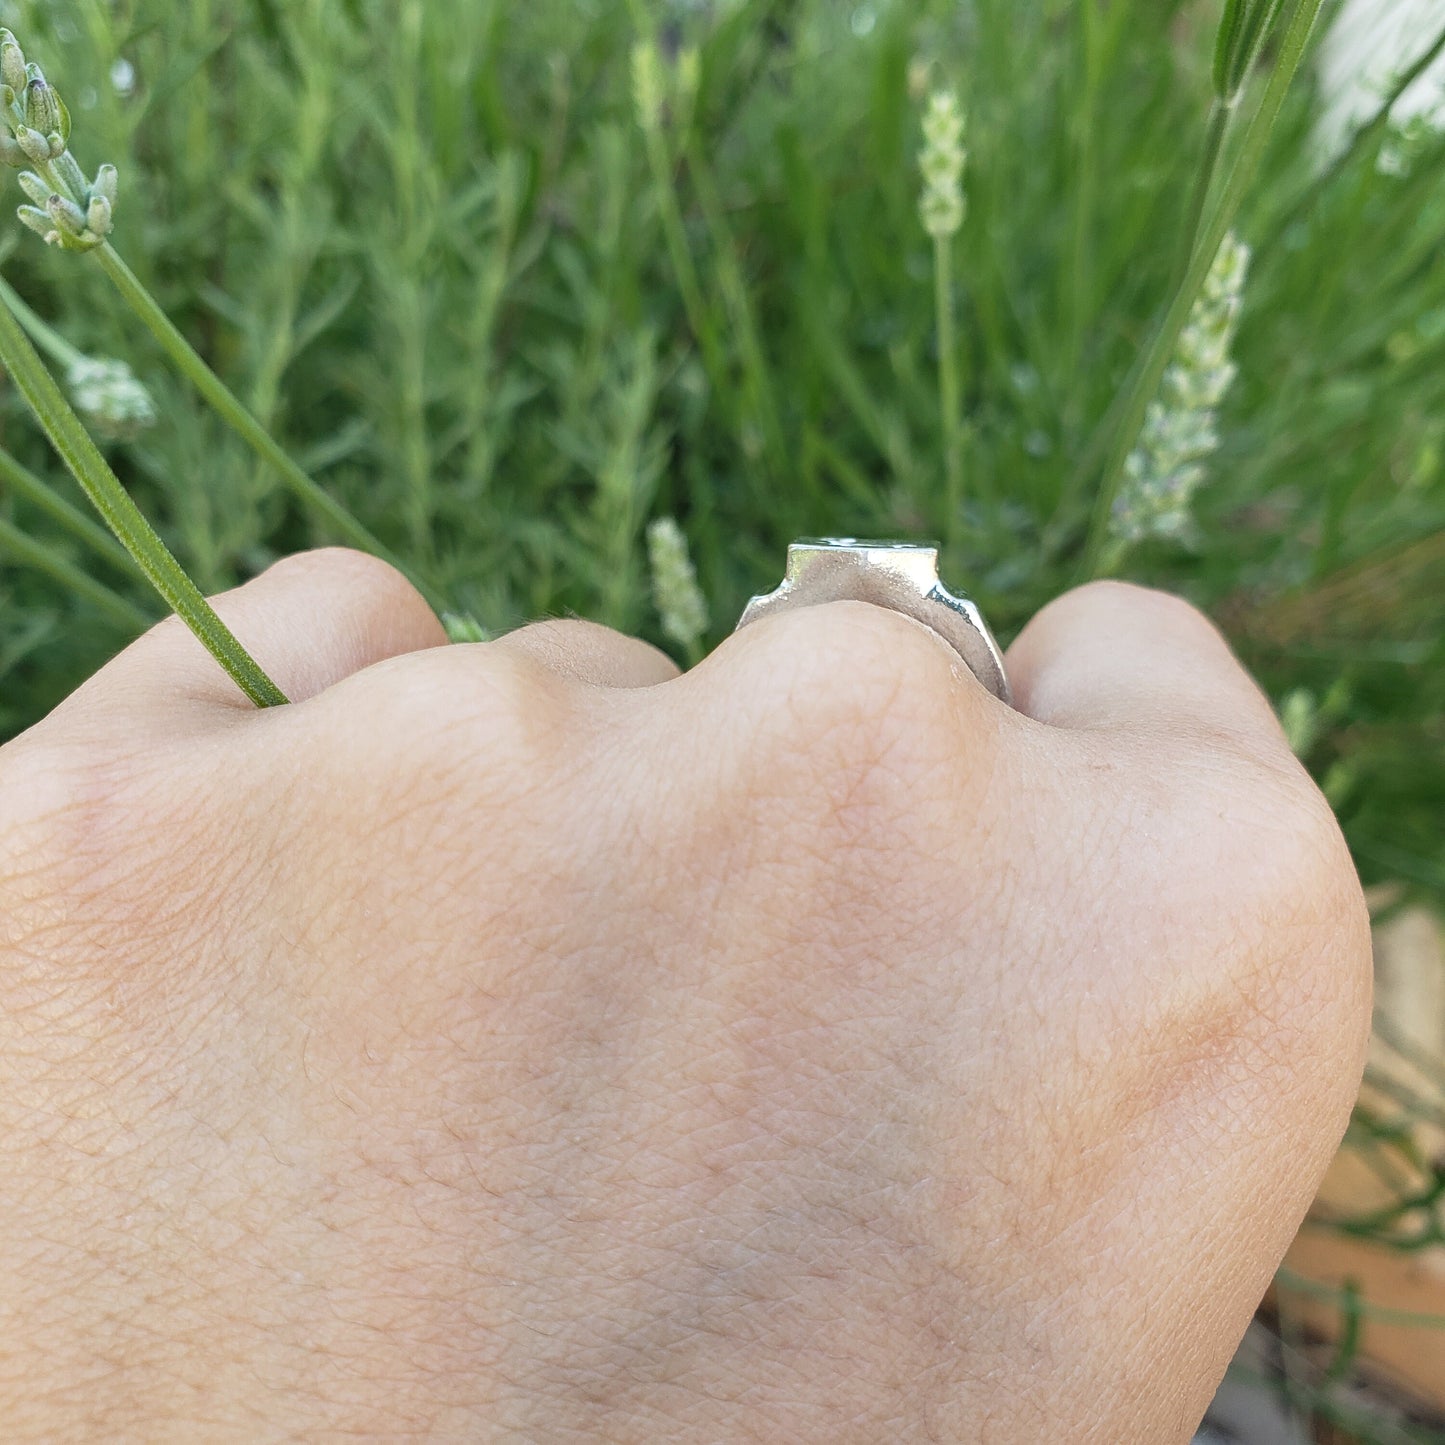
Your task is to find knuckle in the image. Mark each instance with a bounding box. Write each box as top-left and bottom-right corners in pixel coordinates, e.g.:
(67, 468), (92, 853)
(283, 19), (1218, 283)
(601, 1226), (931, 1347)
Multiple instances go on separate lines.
(1, 737), (90, 866)
(450, 646), (576, 771)
(1230, 758), (1363, 942)
(0, 727), (32, 802)
(1173, 750), (1372, 1054)
(500, 618), (678, 685)
(126, 609), (204, 662)
(266, 545), (431, 619)
(506, 617), (593, 654)
(285, 647), (586, 914)
(737, 601), (993, 835)
(1219, 766), (1372, 1144)
(1065, 578), (1220, 638)
(1092, 747), (1372, 1152)
(757, 604), (936, 742)
(1260, 768), (1372, 997)
(321, 643), (576, 802)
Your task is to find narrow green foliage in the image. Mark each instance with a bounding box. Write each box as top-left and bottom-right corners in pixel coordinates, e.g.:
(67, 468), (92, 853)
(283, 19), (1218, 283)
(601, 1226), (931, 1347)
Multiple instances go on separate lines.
(91, 245), (441, 609)
(0, 22), (439, 616)
(0, 443), (140, 574)
(1214, 0), (1289, 101)
(0, 510), (148, 630)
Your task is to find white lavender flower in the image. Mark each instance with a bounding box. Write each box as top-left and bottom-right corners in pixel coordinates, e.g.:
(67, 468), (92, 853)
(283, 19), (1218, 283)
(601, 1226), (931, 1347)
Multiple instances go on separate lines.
(631, 38), (698, 134)
(442, 612), (489, 644)
(1111, 232), (1251, 546)
(109, 58), (135, 98)
(66, 355), (156, 440)
(647, 517), (708, 656)
(1279, 688), (1320, 757)
(918, 90), (966, 239)
(631, 41), (664, 133)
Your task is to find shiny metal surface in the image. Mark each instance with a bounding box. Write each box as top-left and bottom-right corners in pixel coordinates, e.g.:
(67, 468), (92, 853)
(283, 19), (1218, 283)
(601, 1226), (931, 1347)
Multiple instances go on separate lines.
(735, 538), (1011, 704)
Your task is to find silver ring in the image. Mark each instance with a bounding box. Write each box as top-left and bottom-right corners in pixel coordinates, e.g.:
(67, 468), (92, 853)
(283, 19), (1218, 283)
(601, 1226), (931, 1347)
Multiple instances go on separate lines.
(735, 538), (1011, 705)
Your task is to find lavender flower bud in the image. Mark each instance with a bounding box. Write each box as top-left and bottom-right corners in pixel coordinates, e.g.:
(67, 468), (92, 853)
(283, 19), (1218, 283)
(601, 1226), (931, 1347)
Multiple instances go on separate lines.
(0, 31), (26, 95)
(91, 163), (118, 207)
(46, 192), (87, 237)
(15, 169), (46, 206)
(53, 150), (87, 195)
(16, 125), (50, 164)
(22, 65), (65, 143)
(15, 202), (52, 238)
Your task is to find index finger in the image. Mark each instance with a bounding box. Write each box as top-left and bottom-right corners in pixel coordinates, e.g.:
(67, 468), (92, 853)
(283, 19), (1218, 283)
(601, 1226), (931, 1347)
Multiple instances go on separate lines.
(28, 548), (447, 748)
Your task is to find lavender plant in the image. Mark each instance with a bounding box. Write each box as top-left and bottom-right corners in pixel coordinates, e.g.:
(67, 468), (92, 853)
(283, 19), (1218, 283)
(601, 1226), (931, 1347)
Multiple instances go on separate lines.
(0, 27), (286, 705)
(0, 27), (440, 611)
(1079, 0), (1329, 576)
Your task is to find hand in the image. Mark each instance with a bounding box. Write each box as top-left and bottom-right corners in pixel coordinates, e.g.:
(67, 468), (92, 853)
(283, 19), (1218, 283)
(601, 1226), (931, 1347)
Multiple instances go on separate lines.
(0, 549), (1369, 1441)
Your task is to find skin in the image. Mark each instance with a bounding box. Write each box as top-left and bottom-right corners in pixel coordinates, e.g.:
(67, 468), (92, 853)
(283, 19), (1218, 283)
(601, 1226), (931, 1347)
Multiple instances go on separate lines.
(0, 548), (1370, 1441)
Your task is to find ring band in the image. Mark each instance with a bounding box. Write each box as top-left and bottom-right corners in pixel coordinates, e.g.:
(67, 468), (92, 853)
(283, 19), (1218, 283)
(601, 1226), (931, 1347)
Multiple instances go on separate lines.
(735, 538), (1011, 704)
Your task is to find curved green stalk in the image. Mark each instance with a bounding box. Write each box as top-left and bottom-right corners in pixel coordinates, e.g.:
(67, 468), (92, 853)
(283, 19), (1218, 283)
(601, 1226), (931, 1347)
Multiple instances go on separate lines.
(1079, 0), (1326, 577)
(90, 244), (446, 613)
(1065, 0), (1103, 383)
(933, 234), (964, 541)
(684, 135), (787, 480)
(637, 120), (734, 444)
(0, 511), (150, 631)
(0, 443), (139, 575)
(1176, 97), (1233, 282)
(0, 272), (84, 368)
(0, 275), (288, 706)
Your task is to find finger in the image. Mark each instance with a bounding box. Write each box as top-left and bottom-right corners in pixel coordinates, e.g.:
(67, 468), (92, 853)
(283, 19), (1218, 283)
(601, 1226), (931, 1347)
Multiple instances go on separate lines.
(1004, 580), (1288, 751)
(668, 597), (1001, 790)
(488, 618), (681, 689)
(51, 548), (447, 738)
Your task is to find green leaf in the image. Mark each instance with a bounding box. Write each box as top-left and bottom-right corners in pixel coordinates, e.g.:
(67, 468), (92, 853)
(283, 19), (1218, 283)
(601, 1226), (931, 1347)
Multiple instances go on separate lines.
(1216, 0), (1290, 100)
(1213, 0), (1247, 98)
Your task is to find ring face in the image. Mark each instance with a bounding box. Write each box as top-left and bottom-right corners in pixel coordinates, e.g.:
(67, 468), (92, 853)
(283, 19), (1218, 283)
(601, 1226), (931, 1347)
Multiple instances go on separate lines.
(735, 538), (1011, 704)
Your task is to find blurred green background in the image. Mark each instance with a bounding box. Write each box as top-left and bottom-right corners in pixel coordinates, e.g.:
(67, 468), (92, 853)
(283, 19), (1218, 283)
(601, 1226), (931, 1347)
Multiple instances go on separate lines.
(0, 0), (1441, 1435)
